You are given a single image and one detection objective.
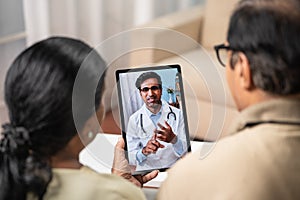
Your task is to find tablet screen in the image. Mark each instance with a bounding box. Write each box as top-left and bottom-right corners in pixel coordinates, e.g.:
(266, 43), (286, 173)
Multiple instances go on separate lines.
(116, 64), (191, 174)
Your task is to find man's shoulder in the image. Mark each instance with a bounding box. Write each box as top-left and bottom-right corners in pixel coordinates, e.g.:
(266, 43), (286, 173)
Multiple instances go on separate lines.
(169, 130), (266, 169)
(49, 167), (145, 199)
(157, 132), (269, 199)
(159, 125), (300, 199)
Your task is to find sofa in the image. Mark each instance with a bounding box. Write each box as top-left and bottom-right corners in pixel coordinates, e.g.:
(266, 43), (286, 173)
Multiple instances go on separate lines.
(102, 0), (240, 142)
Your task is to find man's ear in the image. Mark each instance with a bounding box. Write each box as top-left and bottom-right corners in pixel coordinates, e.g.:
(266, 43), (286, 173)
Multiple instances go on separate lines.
(238, 52), (253, 90)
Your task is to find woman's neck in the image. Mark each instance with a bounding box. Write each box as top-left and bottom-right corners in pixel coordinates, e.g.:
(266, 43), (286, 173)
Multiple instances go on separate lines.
(50, 135), (84, 169)
(51, 153), (82, 169)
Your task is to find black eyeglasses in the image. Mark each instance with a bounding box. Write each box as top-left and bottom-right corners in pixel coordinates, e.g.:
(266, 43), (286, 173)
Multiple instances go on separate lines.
(214, 44), (234, 67)
(139, 85), (161, 92)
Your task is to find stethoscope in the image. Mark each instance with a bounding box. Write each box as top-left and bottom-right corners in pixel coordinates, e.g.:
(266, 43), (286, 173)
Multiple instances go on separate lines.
(140, 106), (176, 133)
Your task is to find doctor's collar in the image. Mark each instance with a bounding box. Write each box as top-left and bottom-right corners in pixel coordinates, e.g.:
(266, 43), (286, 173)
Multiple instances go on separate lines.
(145, 104), (163, 117)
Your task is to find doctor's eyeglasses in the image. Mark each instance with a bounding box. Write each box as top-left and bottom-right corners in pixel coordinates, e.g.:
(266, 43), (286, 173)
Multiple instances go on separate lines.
(139, 85), (162, 92)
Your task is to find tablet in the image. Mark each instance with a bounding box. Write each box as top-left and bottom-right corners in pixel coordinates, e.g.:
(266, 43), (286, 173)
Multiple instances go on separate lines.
(116, 64), (191, 175)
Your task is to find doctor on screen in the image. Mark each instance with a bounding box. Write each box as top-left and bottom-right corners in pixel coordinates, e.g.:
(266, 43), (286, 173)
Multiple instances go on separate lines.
(126, 71), (187, 172)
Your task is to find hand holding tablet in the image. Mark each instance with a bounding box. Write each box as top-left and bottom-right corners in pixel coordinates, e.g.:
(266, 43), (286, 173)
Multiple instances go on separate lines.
(112, 137), (159, 187)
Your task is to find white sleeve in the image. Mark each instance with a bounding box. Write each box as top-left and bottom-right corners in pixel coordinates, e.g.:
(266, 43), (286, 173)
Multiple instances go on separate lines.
(126, 114), (142, 165)
(173, 110), (187, 156)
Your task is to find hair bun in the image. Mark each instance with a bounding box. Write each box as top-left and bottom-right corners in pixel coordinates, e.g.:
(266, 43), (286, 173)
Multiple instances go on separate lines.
(0, 123), (30, 154)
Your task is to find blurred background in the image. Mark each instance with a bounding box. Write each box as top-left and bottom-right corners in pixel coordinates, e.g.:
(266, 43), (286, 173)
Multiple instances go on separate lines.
(0, 0), (206, 124)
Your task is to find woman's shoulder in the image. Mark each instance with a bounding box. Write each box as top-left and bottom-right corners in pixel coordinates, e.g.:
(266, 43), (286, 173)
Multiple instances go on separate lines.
(45, 166), (146, 200)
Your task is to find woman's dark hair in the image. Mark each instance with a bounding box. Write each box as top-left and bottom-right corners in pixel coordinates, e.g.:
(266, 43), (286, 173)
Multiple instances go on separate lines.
(0, 37), (106, 200)
(227, 0), (300, 95)
(135, 71), (162, 89)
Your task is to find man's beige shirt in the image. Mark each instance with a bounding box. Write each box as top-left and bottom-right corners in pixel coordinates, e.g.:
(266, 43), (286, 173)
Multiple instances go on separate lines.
(157, 98), (300, 199)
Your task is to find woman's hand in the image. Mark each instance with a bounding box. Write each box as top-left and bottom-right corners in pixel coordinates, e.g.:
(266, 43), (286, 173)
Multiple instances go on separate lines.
(111, 137), (159, 187)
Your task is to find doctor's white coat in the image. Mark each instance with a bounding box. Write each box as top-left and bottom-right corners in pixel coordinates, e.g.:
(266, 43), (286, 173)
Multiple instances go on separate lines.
(126, 100), (188, 172)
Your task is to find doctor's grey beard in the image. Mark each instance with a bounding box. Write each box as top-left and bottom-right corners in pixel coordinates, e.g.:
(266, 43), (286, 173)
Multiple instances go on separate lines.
(147, 99), (162, 114)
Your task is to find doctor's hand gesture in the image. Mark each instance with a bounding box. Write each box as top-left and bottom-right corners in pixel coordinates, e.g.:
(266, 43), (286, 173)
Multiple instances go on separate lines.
(142, 133), (165, 156)
(155, 121), (177, 144)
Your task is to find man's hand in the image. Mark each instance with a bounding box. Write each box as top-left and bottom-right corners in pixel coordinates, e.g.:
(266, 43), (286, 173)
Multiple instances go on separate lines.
(142, 133), (165, 156)
(112, 137), (159, 187)
(155, 121), (177, 144)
